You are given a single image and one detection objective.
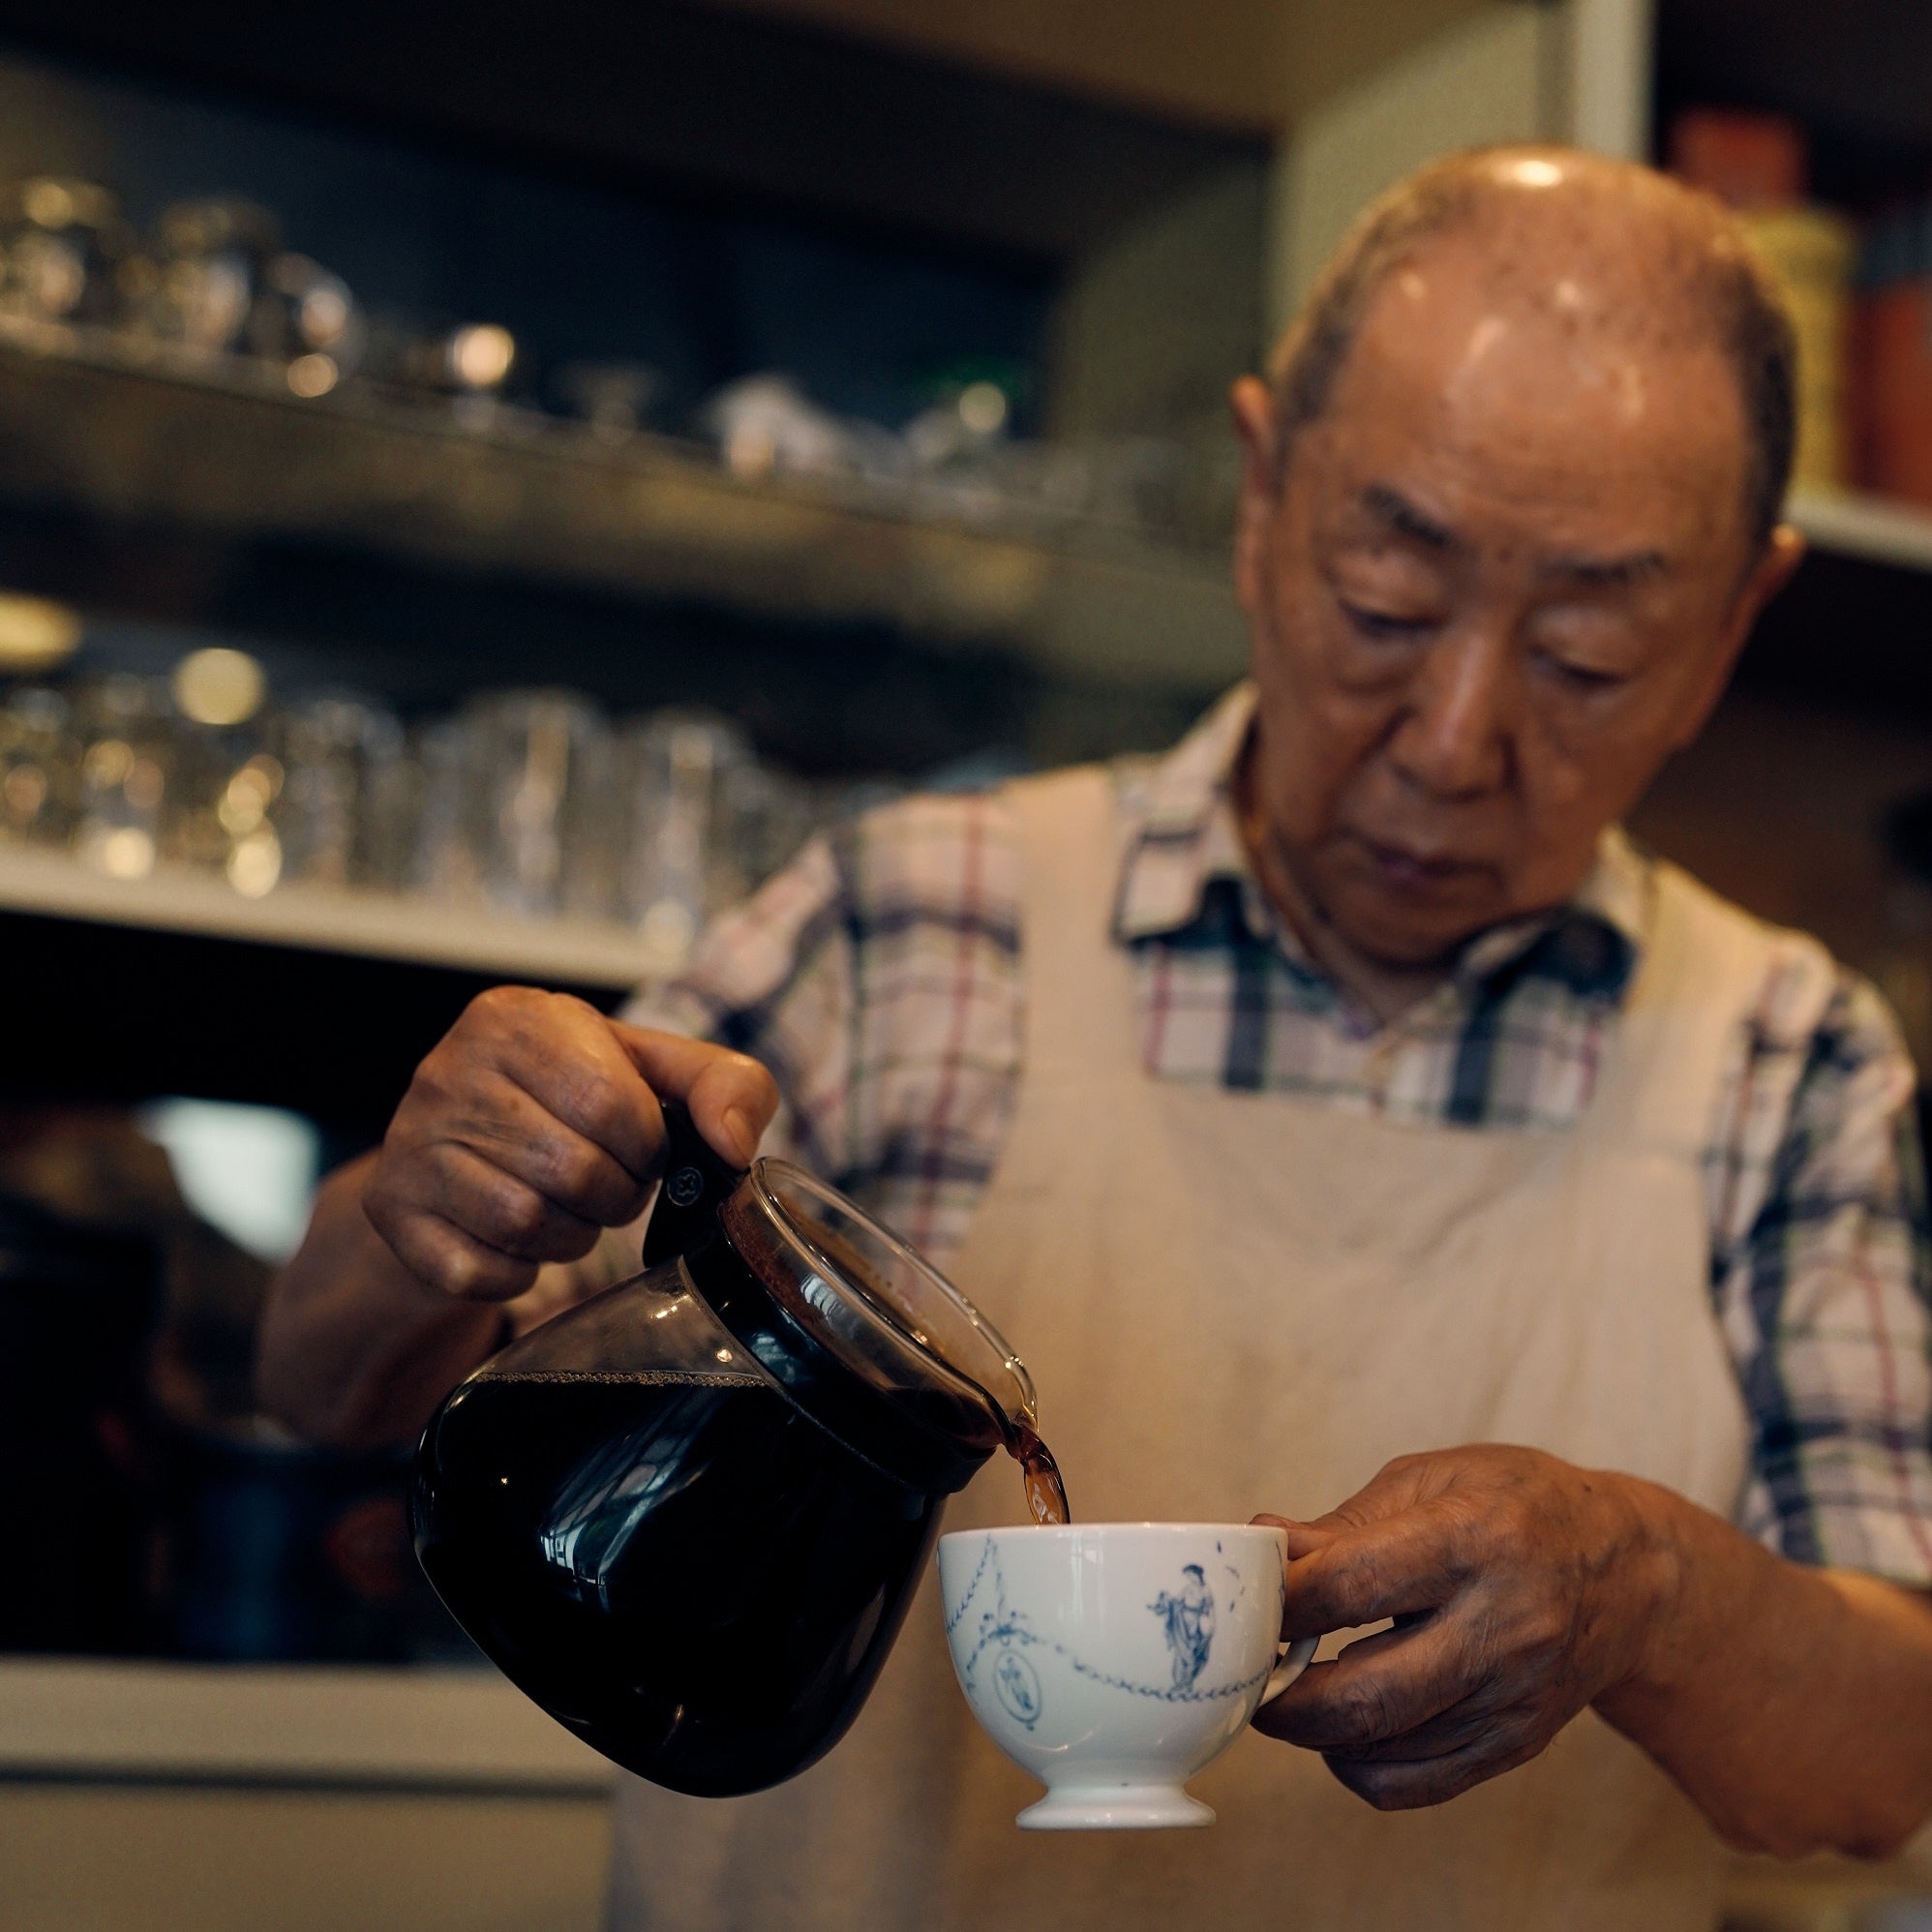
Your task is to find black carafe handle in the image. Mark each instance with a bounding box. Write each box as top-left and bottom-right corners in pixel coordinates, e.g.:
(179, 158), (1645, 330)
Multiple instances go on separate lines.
(641, 1098), (749, 1268)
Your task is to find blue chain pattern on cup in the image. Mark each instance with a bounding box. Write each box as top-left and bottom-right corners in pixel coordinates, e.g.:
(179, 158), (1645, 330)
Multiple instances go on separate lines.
(945, 1537), (1273, 1713)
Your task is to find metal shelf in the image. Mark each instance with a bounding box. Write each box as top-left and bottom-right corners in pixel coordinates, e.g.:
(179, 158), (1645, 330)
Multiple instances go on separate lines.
(0, 324), (1247, 696)
(0, 842), (654, 990)
(5, 334), (1918, 705)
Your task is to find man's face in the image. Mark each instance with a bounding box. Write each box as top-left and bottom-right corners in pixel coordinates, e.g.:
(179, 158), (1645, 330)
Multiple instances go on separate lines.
(1232, 235), (1799, 969)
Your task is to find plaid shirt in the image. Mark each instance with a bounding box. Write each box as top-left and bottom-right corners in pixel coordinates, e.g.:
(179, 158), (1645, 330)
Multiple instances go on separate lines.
(630, 687), (1932, 1585)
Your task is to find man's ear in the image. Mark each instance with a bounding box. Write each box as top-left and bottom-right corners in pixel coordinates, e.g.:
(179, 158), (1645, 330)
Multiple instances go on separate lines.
(1671, 522), (1806, 751)
(1739, 521), (1807, 628)
(1229, 375), (1283, 615)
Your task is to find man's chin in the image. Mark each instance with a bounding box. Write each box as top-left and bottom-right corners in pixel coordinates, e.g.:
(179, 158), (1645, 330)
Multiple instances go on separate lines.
(1324, 894), (1496, 975)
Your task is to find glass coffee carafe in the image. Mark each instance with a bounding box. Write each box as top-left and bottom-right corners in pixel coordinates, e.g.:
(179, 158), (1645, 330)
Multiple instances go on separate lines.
(411, 1103), (1043, 1797)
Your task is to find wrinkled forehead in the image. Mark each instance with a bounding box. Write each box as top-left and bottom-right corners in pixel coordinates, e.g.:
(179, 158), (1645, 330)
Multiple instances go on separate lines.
(1355, 209), (1740, 384)
(1322, 229), (1751, 543)
(1431, 171), (1730, 285)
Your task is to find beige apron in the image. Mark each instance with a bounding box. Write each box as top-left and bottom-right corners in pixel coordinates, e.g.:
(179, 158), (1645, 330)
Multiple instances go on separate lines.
(609, 768), (1769, 1932)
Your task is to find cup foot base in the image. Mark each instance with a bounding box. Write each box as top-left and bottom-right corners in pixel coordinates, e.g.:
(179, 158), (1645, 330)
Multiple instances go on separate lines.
(1016, 1786), (1215, 1831)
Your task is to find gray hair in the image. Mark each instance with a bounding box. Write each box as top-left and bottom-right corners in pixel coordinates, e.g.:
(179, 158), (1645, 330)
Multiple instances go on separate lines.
(1267, 145), (1798, 553)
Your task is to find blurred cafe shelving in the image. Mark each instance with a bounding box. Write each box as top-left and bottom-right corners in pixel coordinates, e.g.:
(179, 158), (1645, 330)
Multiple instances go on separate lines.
(0, 17), (1279, 1882)
(0, 13), (1281, 1925)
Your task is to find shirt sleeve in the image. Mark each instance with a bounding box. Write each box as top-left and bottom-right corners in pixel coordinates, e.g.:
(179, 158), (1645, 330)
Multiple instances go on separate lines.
(621, 790), (1025, 1262)
(1716, 962), (1932, 1584)
(619, 830), (857, 1177)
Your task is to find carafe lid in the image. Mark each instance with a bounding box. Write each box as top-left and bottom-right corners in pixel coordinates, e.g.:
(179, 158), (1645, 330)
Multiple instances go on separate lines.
(715, 1160), (1035, 1473)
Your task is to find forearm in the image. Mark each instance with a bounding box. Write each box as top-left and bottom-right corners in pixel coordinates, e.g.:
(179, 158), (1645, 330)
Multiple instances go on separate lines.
(1598, 1479), (1932, 1858)
(257, 1154), (503, 1450)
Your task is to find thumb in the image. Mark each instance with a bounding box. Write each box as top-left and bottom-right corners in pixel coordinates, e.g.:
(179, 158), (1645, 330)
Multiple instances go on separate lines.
(607, 1023), (782, 1168)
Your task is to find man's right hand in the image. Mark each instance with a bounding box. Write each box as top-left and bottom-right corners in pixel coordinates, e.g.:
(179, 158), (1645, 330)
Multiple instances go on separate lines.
(363, 986), (781, 1304)
(260, 987), (779, 1447)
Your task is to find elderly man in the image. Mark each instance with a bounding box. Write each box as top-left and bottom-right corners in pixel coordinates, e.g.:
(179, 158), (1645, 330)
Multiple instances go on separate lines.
(262, 147), (1932, 1931)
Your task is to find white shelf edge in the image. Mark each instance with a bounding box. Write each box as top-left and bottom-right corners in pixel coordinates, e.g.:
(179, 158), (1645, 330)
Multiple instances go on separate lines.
(0, 1657), (611, 1792)
(1789, 488), (1932, 574)
(0, 843), (656, 990)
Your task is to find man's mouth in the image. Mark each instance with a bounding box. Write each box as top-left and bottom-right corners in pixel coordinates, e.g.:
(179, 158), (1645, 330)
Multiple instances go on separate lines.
(1358, 837), (1482, 893)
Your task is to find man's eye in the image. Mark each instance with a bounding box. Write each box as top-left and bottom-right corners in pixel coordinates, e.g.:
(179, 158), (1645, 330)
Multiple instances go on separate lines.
(1340, 602), (1436, 641)
(1540, 654), (1626, 692)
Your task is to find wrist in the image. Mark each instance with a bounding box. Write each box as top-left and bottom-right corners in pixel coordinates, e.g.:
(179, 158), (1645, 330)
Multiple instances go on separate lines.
(1597, 1472), (1695, 1701)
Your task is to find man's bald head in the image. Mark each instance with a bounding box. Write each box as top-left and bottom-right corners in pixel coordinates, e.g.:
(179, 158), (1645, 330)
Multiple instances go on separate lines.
(1269, 145), (1797, 553)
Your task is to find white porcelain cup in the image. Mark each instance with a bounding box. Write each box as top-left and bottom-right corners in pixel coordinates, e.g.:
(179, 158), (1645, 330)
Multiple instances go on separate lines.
(937, 1523), (1318, 1829)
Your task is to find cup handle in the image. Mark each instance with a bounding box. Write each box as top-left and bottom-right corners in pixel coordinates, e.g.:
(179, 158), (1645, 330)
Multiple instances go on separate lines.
(1262, 1634), (1319, 1704)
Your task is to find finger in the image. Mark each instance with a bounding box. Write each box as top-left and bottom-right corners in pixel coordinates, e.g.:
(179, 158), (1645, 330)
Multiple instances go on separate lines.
(1323, 1715), (1550, 1811)
(1317, 1681), (1523, 1765)
(406, 1143), (604, 1265)
(1253, 1616), (1479, 1753)
(1253, 1461), (1446, 1563)
(610, 1025), (781, 1167)
(1252, 1512), (1343, 1563)
(445, 1072), (654, 1226)
(1280, 1504), (1476, 1634)
(479, 994), (667, 1178)
(367, 1194), (538, 1304)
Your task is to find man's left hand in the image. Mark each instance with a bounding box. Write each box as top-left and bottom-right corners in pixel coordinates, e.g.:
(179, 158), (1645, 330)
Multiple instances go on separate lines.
(1252, 1444), (1675, 1809)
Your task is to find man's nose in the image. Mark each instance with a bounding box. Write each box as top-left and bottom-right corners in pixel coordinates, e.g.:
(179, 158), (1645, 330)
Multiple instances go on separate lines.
(1386, 628), (1515, 800)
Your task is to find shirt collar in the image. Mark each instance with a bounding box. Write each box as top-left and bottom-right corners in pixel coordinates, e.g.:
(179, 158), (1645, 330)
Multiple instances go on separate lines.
(1111, 682), (1648, 1003)
(1110, 682), (1259, 941)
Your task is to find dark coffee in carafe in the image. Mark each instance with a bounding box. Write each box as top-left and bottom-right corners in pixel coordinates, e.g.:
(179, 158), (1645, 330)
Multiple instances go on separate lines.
(409, 1107), (1054, 1797)
(413, 1367), (940, 1796)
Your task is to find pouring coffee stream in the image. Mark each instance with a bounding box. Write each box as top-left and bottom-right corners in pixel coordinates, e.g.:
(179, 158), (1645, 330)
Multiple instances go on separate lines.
(1013, 1422), (1072, 1526)
(410, 1100), (1067, 1795)
(634, 1105), (1073, 1539)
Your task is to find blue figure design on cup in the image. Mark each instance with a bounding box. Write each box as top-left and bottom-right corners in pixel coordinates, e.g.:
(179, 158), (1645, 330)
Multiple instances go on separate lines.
(1150, 1563), (1216, 1690)
(994, 1645), (1042, 1729)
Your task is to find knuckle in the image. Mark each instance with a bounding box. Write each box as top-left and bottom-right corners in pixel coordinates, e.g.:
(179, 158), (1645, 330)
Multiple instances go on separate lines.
(1442, 1510), (1488, 1576)
(406, 1038), (488, 1118)
(1319, 1546), (1385, 1617)
(564, 1071), (628, 1141)
(414, 1049), (471, 1106)
(1497, 1490), (1541, 1541)
(1309, 1569), (1394, 1636)
(1522, 1596), (1569, 1648)
(490, 1182), (551, 1249)
(436, 1240), (528, 1302)
(1335, 1673), (1400, 1744)
(434, 1242), (484, 1296)
(466, 982), (538, 1028)
(437, 1243), (507, 1301)
(547, 1139), (606, 1204)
